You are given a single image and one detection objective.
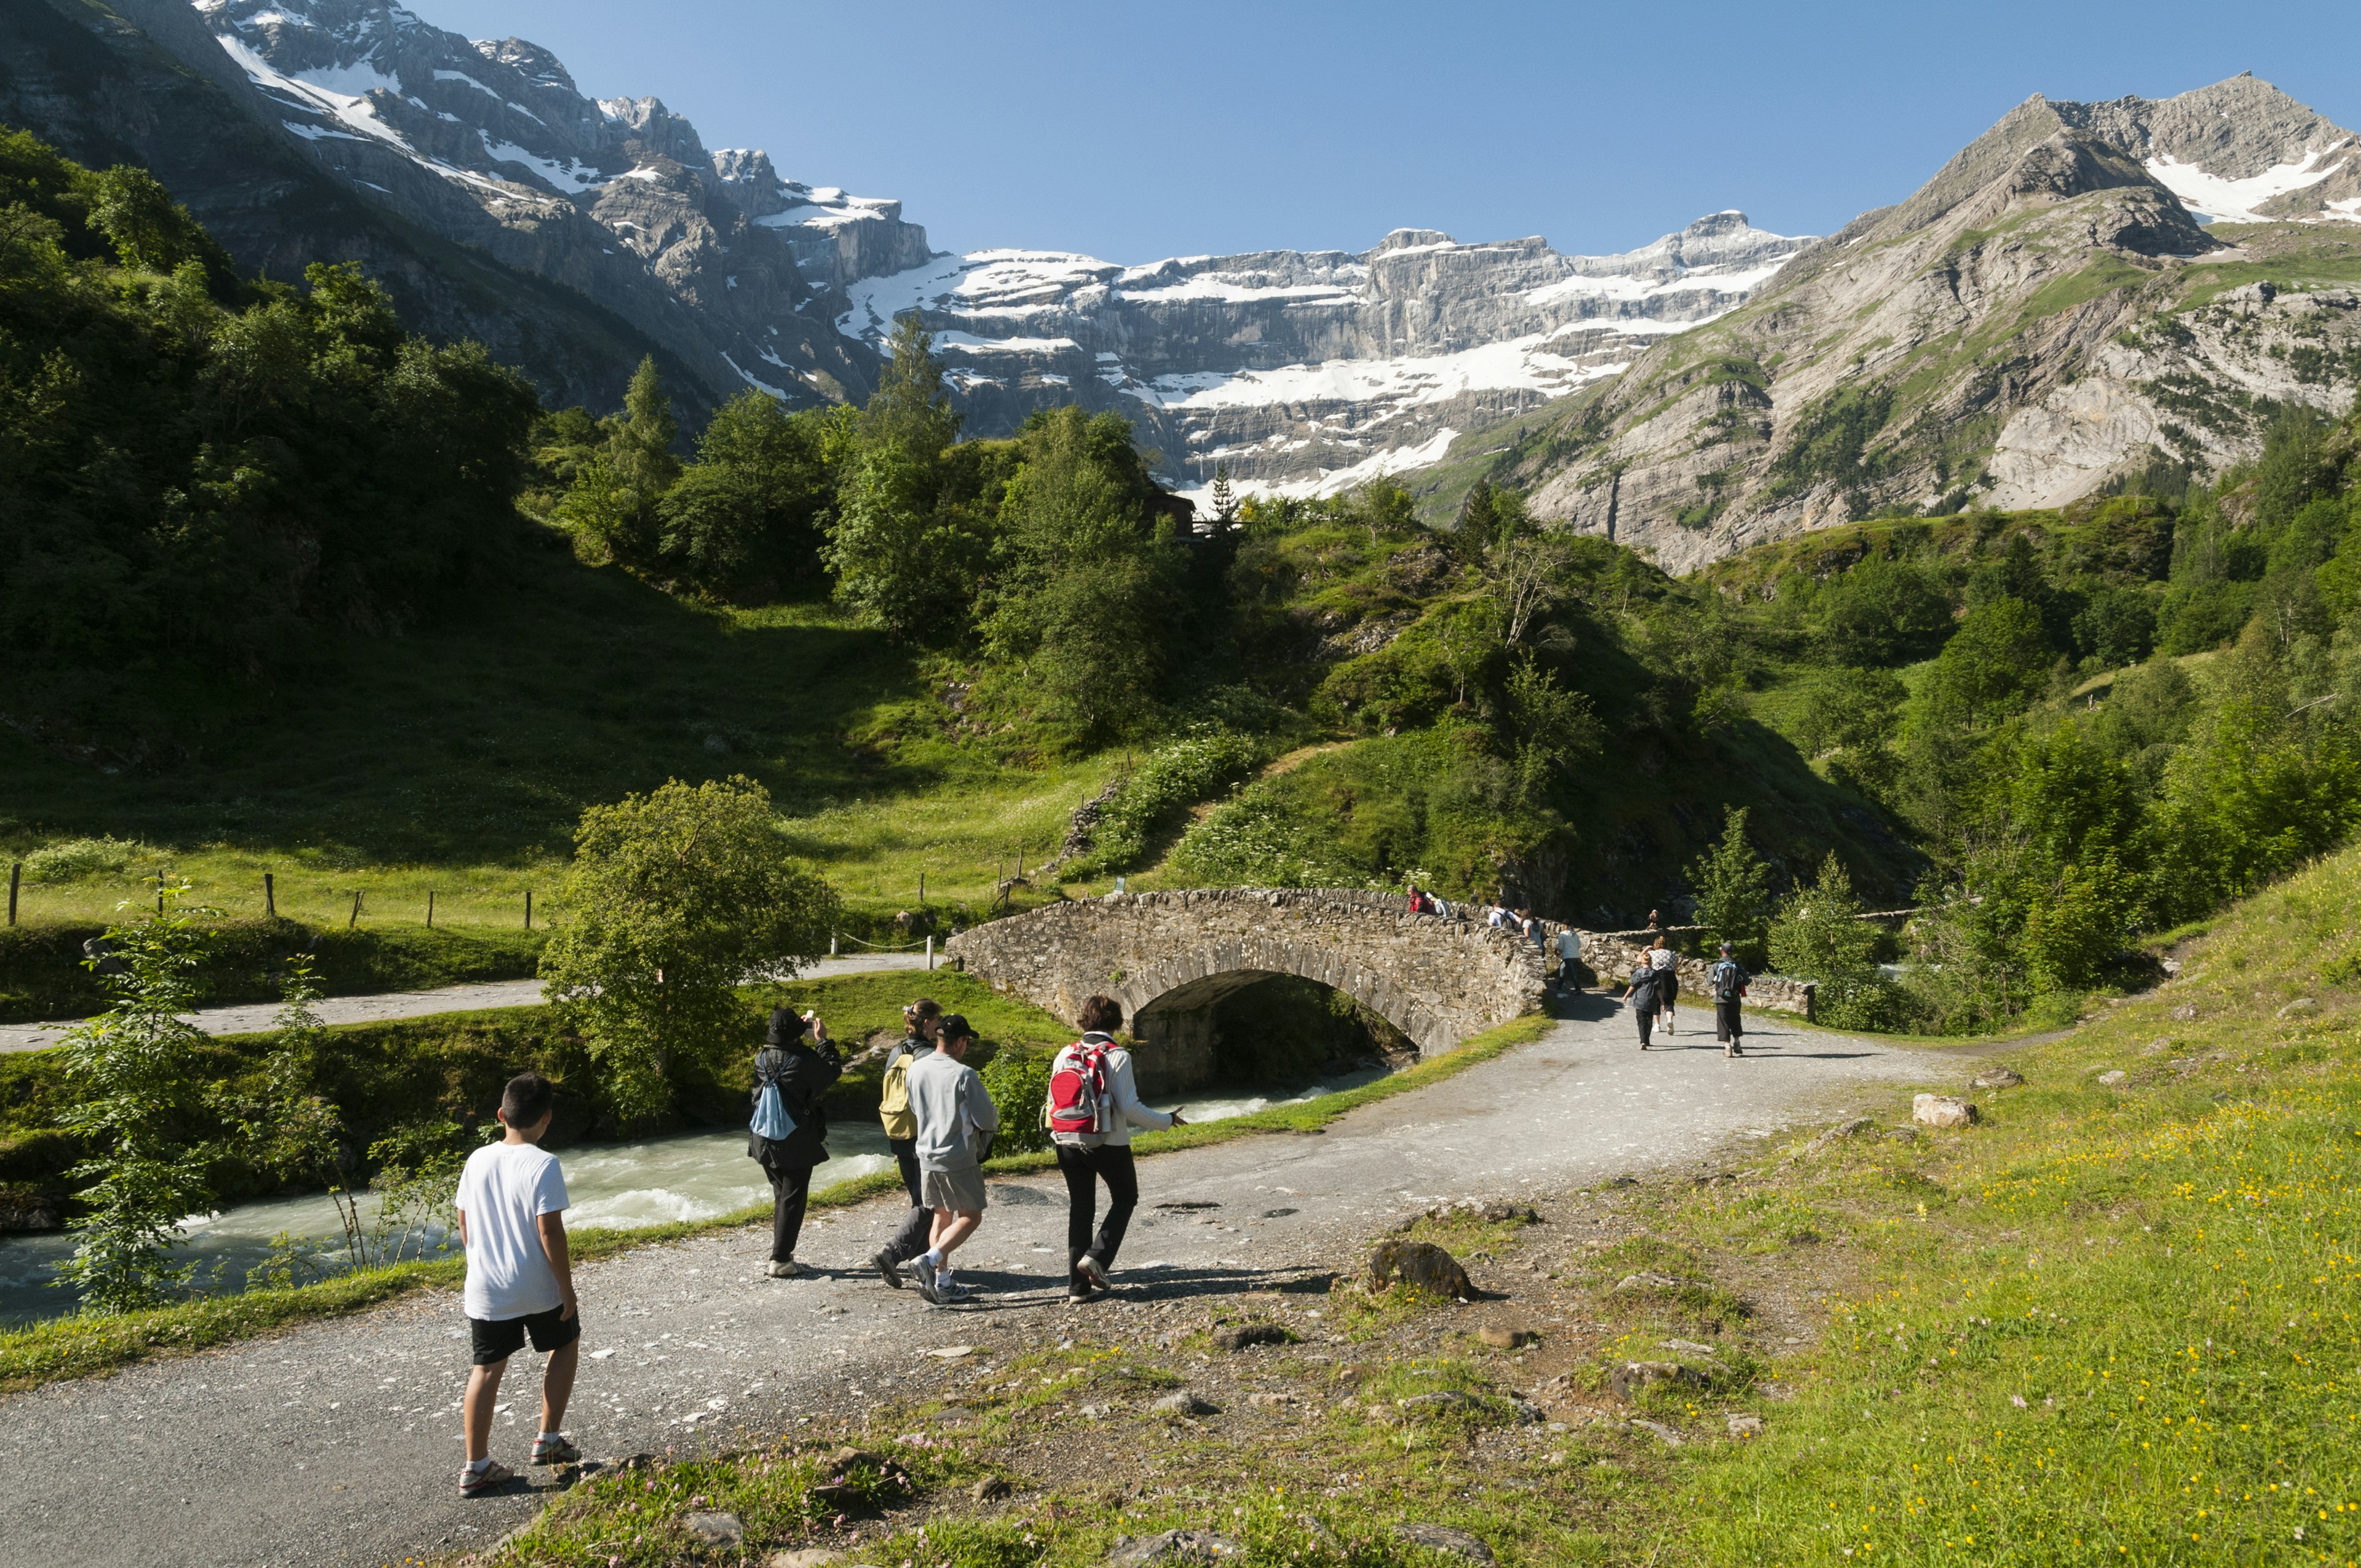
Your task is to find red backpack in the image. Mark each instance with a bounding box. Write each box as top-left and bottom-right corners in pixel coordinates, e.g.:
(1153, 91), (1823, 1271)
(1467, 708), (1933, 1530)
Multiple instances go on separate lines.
(1047, 1039), (1111, 1137)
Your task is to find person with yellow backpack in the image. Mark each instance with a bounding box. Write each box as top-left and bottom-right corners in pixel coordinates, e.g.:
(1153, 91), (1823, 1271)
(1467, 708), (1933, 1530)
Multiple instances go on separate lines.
(868, 999), (940, 1288)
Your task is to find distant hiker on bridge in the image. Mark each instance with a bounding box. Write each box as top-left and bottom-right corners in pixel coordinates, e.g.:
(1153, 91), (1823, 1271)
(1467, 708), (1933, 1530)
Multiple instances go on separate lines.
(1622, 953), (1663, 1049)
(747, 1007), (842, 1279)
(1709, 942), (1751, 1057)
(906, 1013), (999, 1306)
(1049, 995), (1188, 1304)
(1649, 933), (1680, 1035)
(456, 1071), (580, 1497)
(869, 999), (941, 1290)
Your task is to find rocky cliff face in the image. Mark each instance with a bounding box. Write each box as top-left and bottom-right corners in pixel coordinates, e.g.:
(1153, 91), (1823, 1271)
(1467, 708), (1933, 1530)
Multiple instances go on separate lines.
(176, 0), (922, 406)
(1493, 77), (2361, 571)
(839, 211), (1812, 502)
(15, 0), (1812, 492)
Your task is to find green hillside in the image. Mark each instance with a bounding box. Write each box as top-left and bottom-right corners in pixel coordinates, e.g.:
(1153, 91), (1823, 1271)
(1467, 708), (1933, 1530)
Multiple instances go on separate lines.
(12, 119), (2361, 1060)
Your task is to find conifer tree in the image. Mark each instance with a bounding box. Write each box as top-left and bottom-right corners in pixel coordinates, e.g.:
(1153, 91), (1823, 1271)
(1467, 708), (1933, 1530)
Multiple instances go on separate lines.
(1209, 462), (1238, 526)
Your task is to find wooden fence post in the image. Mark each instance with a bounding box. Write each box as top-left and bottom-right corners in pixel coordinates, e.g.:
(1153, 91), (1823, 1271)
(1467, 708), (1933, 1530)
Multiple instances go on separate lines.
(524, 890), (533, 930)
(427, 889), (435, 929)
(349, 890), (363, 930)
(264, 872), (275, 919)
(7, 862), (17, 928)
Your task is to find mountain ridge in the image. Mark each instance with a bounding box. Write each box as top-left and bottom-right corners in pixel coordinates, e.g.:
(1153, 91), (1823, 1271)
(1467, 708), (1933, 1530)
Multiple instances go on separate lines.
(1484, 75), (2361, 570)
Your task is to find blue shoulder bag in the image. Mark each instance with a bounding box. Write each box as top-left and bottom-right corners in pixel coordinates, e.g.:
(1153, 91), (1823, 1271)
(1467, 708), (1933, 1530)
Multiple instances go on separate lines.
(749, 1054), (799, 1141)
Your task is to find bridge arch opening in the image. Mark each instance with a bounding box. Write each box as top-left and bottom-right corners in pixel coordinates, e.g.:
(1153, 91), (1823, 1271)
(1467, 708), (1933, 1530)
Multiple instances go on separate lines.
(1129, 972), (1417, 1097)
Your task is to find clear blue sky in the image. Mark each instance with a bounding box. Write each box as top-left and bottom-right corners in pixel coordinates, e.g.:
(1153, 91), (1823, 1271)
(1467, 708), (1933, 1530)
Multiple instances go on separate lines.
(406, 0), (2361, 262)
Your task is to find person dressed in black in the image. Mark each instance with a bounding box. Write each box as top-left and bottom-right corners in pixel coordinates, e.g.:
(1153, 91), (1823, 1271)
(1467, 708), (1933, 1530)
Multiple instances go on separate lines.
(1708, 941), (1751, 1058)
(747, 1006), (841, 1278)
(869, 999), (940, 1289)
(1623, 955), (1662, 1049)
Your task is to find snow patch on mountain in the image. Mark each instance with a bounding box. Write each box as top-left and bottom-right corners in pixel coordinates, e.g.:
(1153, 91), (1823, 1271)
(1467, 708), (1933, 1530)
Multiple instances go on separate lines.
(2148, 143), (2358, 223)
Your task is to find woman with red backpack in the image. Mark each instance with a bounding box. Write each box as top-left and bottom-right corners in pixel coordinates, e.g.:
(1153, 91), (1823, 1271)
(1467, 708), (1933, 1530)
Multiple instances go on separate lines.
(1048, 995), (1189, 1303)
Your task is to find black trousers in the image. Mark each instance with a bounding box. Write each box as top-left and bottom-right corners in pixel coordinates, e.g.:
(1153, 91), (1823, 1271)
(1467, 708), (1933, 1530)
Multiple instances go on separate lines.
(1055, 1142), (1139, 1277)
(1634, 1006), (1657, 1047)
(1716, 999), (1744, 1042)
(762, 1158), (814, 1262)
(884, 1139), (932, 1263)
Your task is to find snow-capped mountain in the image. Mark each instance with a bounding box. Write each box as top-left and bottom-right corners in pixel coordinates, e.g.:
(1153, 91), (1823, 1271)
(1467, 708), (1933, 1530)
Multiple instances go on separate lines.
(839, 213), (1811, 502)
(1494, 75), (2361, 571)
(164, 0), (1809, 496)
(184, 0), (926, 406)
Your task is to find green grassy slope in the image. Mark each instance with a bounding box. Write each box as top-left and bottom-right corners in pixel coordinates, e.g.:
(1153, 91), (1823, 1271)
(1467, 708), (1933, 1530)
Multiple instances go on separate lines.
(461, 837), (2361, 1568)
(0, 544), (1119, 929)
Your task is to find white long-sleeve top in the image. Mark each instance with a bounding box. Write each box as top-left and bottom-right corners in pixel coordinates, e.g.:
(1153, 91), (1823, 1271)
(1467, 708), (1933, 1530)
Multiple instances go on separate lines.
(1051, 1032), (1175, 1148)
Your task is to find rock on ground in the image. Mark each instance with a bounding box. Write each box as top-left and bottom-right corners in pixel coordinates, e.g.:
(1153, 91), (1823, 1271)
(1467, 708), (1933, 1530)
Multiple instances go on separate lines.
(1102, 1529), (1243, 1565)
(1367, 1239), (1476, 1301)
(1393, 1522), (1496, 1562)
(1913, 1093), (1978, 1129)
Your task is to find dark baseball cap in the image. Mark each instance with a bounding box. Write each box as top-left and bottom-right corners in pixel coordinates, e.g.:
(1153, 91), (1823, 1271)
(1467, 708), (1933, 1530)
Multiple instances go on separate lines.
(936, 1014), (975, 1042)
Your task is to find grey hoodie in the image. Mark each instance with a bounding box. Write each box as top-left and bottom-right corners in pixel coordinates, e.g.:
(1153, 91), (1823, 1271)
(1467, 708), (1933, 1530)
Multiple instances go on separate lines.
(906, 1048), (1000, 1172)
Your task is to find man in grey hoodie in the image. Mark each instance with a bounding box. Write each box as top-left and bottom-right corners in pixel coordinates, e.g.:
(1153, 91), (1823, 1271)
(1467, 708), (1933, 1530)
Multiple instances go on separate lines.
(903, 1014), (1000, 1306)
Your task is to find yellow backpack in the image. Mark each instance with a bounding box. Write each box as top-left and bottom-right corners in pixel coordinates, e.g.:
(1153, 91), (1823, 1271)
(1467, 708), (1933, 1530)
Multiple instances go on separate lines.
(878, 1045), (919, 1141)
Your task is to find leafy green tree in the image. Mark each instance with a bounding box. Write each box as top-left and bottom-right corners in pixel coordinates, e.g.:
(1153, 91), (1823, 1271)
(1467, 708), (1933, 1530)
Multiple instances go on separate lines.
(556, 356), (679, 567)
(1917, 595), (2051, 727)
(1504, 655), (1600, 803)
(540, 776), (841, 1121)
(980, 406), (1185, 740)
(52, 888), (219, 1312)
(1769, 853), (1895, 1029)
(824, 434), (988, 639)
(82, 164), (234, 287)
(1817, 554), (1950, 664)
(659, 390), (831, 594)
(1687, 806), (1773, 965)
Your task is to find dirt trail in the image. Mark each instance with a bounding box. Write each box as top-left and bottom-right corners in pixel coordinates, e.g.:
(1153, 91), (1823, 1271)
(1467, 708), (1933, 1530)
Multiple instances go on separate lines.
(0, 999), (1958, 1568)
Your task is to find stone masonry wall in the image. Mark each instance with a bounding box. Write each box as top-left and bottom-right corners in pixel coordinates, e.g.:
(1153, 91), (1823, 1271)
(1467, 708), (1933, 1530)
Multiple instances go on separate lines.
(946, 889), (1549, 1074)
(1576, 932), (1817, 1019)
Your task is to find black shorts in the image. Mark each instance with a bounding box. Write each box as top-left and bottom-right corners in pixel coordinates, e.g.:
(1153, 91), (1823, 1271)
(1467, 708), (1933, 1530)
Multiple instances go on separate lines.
(469, 1304), (580, 1365)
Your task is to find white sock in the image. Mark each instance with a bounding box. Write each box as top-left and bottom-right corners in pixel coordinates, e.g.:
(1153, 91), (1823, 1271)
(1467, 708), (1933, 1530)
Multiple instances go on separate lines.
(537, 1430), (563, 1444)
(465, 1456), (492, 1473)
(936, 1266), (955, 1285)
(921, 1249), (943, 1274)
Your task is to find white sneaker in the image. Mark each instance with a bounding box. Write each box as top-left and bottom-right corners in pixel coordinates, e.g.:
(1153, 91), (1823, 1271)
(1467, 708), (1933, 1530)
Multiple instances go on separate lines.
(764, 1259), (803, 1278)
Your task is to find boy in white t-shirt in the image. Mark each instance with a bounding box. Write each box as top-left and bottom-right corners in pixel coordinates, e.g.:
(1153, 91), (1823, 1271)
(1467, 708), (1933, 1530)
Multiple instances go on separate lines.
(454, 1071), (580, 1497)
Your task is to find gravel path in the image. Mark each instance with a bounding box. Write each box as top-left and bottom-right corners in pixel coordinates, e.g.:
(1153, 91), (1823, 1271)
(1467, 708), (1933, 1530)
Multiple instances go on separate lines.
(0, 953), (934, 1054)
(0, 998), (1964, 1568)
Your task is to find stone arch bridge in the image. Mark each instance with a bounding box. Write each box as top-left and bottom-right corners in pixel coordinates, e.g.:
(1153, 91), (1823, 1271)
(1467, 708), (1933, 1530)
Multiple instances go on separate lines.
(945, 889), (1550, 1093)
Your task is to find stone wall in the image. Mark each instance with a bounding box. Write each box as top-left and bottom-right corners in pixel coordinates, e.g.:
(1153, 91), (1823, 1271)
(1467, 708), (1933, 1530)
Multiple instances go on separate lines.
(1575, 932), (1816, 1019)
(946, 889), (1549, 1094)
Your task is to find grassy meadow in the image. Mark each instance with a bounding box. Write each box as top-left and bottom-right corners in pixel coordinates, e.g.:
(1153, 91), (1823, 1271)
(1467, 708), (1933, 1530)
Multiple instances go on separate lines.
(0, 552), (1135, 940)
(463, 841), (2361, 1568)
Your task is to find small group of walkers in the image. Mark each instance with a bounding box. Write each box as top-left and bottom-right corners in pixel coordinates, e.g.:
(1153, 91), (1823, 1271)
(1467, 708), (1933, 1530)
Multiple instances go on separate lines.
(752, 993), (1187, 1309)
(446, 991), (1192, 1496)
(1619, 934), (1753, 1057)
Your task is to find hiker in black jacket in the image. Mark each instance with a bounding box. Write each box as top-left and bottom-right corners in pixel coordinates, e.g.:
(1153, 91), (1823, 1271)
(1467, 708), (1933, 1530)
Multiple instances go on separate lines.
(1708, 942), (1750, 1057)
(1622, 956), (1662, 1049)
(747, 1007), (842, 1278)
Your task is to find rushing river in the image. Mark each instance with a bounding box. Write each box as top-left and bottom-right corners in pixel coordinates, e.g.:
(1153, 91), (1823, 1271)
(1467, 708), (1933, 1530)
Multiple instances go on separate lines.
(0, 1066), (1385, 1324)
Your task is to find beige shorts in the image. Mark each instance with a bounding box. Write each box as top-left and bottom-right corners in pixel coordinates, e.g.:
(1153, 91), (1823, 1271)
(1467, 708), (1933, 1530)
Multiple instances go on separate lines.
(921, 1164), (989, 1213)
